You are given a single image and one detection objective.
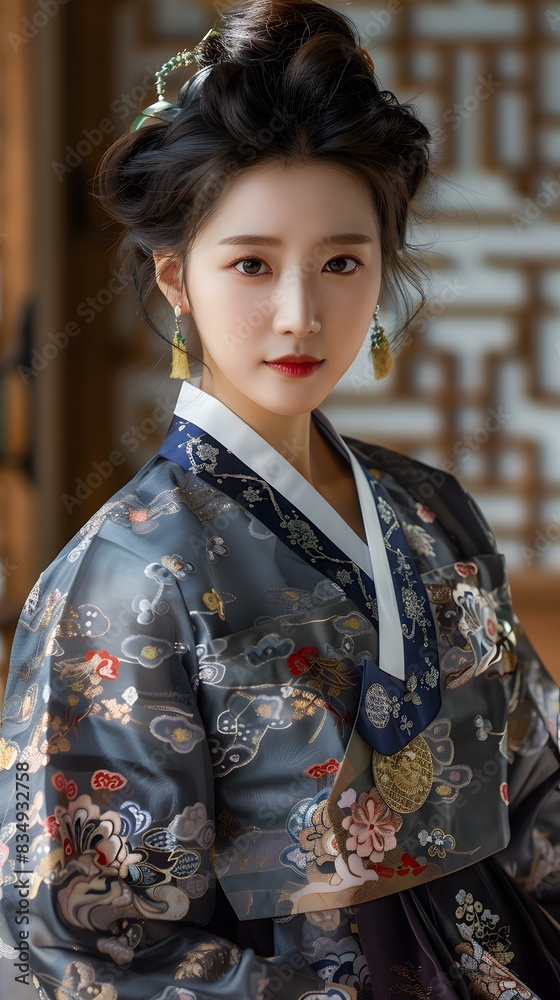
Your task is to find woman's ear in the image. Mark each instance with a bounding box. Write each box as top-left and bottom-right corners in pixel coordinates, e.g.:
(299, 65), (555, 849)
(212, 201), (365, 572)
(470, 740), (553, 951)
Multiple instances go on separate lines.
(153, 252), (191, 314)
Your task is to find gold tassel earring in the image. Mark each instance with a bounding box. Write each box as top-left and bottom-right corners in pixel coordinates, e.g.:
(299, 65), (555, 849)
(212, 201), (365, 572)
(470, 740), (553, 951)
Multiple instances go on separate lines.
(369, 305), (394, 380)
(171, 303), (191, 379)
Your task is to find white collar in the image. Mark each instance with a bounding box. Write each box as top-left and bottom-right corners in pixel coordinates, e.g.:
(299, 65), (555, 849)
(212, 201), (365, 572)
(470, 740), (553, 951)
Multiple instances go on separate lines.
(173, 379), (372, 574)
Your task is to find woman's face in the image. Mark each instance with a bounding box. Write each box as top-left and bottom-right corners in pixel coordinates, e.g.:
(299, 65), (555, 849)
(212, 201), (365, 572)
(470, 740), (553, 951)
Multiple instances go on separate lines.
(156, 161), (383, 420)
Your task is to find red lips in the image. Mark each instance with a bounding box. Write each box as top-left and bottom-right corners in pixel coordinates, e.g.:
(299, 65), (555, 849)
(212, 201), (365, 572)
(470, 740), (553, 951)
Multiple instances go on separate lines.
(264, 351), (326, 379)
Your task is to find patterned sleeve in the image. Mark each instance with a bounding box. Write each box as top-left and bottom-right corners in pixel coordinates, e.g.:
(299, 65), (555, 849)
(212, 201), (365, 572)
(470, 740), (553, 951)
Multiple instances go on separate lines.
(458, 474), (559, 750)
(449, 473), (560, 912)
(0, 532), (354, 1000)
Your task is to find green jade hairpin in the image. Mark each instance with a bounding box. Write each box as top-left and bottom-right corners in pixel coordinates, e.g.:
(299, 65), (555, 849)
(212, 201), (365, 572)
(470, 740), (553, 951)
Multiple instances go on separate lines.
(129, 26), (221, 132)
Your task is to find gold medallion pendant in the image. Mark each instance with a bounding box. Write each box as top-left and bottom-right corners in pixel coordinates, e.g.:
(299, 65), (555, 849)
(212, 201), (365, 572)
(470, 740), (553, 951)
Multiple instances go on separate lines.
(373, 735), (434, 813)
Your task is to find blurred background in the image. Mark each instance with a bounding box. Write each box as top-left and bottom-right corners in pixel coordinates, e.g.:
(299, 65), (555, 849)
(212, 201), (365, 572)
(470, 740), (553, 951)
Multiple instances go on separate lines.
(0, 0), (559, 700)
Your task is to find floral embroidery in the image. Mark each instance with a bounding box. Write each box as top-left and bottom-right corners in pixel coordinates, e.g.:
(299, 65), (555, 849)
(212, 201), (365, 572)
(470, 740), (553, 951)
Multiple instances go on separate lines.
(161, 552), (196, 578)
(422, 718), (474, 804)
(415, 502), (436, 523)
(402, 521), (437, 558)
(205, 536), (229, 562)
(389, 961), (433, 997)
(100, 698), (133, 723)
(454, 940), (533, 998)
(202, 588), (226, 619)
(245, 633), (294, 667)
(417, 826), (456, 858)
(121, 634), (174, 669)
(149, 713), (205, 753)
(285, 517), (321, 552)
(475, 714), (493, 739)
(287, 645), (358, 724)
(341, 788), (403, 863)
(242, 486), (262, 504)
(455, 889), (514, 966)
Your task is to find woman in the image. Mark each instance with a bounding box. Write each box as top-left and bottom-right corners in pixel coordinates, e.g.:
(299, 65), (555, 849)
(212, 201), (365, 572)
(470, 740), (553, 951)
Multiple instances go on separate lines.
(1, 2), (559, 998)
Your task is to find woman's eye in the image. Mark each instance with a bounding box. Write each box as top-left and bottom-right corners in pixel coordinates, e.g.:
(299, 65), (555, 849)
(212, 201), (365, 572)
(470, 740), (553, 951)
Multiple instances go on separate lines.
(325, 256), (363, 274)
(232, 258), (268, 276)
(231, 255), (363, 277)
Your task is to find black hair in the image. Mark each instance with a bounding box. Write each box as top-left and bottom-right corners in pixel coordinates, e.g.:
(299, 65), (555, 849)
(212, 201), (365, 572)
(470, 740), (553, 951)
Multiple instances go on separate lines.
(93, 0), (438, 375)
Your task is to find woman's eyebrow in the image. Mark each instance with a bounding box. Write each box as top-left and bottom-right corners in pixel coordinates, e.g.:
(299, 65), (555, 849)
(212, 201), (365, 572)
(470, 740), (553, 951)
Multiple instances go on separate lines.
(216, 232), (374, 246)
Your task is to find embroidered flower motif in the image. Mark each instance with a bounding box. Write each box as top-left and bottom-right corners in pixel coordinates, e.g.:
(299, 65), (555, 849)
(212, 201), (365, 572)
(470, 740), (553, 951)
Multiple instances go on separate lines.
(399, 715), (413, 735)
(418, 826), (456, 858)
(242, 487), (261, 503)
(401, 586), (429, 627)
(402, 522), (436, 558)
(160, 553), (195, 579)
(245, 633), (294, 667)
(202, 588), (226, 619)
(149, 714), (205, 754)
(341, 788), (403, 863)
(287, 646), (358, 697)
(285, 518), (320, 551)
(121, 634), (174, 669)
(403, 674), (422, 705)
(288, 647), (318, 675)
(474, 714), (493, 740)
(455, 939), (531, 997)
(424, 664), (439, 689)
(376, 497), (396, 525)
(206, 536), (229, 562)
(454, 562), (479, 578)
(195, 442), (219, 468)
(100, 698), (133, 723)
(45, 814), (59, 839)
(415, 502), (436, 523)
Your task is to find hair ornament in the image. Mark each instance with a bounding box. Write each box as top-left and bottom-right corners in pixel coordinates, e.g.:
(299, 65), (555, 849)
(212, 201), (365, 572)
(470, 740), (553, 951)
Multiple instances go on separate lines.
(129, 26), (220, 132)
